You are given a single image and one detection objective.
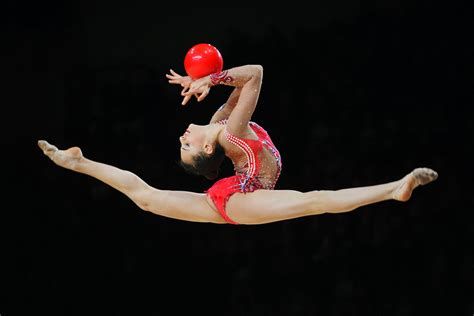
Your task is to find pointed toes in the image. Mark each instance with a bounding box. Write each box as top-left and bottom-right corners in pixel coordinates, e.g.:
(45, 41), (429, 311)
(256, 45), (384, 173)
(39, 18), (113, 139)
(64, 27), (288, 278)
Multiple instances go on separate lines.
(413, 167), (438, 185)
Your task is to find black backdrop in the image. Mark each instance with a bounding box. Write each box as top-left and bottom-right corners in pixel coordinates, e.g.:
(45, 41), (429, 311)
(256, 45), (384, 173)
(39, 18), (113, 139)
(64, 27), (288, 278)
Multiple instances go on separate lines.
(4, 2), (474, 316)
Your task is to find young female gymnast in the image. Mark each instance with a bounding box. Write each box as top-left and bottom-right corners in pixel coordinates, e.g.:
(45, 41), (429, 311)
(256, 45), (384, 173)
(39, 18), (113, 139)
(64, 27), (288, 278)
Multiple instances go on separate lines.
(38, 64), (438, 225)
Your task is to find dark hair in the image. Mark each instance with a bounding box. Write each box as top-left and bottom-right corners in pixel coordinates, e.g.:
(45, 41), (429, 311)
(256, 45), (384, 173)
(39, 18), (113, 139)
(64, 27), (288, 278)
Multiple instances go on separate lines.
(179, 143), (225, 180)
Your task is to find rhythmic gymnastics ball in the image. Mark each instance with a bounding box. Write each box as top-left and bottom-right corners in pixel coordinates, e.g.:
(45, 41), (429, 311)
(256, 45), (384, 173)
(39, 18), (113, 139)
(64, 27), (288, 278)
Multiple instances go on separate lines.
(184, 43), (224, 80)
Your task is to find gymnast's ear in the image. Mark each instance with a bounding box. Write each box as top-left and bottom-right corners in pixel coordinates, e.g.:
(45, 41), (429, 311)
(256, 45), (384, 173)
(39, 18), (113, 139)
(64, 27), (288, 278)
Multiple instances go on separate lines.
(203, 143), (214, 155)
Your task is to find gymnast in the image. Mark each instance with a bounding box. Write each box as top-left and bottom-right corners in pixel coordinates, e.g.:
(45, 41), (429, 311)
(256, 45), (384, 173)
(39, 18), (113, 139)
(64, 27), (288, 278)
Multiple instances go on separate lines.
(38, 64), (438, 225)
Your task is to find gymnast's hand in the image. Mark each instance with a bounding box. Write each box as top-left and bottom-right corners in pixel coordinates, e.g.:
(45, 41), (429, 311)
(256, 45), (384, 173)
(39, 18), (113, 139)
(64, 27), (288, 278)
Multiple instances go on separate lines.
(166, 69), (212, 106)
(180, 75), (213, 106)
(166, 69), (196, 106)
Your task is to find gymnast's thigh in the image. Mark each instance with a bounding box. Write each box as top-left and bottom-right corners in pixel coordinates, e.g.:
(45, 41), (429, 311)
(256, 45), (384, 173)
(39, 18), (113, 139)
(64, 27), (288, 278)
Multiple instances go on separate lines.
(224, 189), (310, 224)
(145, 189), (227, 224)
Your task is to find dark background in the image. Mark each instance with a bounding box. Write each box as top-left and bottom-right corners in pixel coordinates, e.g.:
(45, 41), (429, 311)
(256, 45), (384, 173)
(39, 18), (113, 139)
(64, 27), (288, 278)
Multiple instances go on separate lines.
(4, 2), (473, 316)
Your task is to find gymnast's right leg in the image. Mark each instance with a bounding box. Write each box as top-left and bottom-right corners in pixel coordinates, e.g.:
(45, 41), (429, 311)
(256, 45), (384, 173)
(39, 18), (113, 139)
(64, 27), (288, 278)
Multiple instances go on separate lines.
(37, 140), (226, 224)
(224, 168), (438, 224)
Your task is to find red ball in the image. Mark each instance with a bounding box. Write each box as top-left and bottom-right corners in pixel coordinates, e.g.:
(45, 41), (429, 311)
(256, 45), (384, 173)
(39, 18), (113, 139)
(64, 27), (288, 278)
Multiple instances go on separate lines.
(184, 43), (224, 80)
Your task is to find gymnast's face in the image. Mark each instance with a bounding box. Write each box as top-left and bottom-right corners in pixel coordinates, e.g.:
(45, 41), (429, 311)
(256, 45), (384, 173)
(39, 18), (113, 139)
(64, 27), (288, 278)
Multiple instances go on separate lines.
(179, 123), (206, 164)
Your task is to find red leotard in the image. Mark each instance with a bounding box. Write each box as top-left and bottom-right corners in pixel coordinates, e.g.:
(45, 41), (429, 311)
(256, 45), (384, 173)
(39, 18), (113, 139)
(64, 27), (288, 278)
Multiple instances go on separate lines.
(205, 120), (282, 224)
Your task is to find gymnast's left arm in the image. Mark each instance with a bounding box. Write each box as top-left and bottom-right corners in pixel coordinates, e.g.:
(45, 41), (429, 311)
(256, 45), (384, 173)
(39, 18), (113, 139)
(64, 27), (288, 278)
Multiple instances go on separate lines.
(209, 87), (241, 123)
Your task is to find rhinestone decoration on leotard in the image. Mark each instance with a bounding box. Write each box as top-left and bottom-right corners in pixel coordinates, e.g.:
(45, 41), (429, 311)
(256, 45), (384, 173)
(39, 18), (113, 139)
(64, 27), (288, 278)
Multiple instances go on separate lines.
(223, 122), (281, 192)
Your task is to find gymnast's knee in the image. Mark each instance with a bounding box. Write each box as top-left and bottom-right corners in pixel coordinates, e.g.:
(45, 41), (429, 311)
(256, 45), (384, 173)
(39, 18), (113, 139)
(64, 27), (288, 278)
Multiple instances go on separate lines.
(129, 186), (159, 212)
(304, 190), (334, 215)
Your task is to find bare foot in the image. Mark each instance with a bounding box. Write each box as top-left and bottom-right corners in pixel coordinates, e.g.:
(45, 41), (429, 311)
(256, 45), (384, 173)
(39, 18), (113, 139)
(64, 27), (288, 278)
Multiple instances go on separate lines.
(37, 140), (83, 171)
(393, 167), (438, 202)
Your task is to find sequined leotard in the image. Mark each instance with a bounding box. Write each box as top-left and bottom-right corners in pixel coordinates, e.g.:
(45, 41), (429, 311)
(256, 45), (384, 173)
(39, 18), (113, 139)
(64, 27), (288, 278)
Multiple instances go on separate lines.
(206, 120), (282, 224)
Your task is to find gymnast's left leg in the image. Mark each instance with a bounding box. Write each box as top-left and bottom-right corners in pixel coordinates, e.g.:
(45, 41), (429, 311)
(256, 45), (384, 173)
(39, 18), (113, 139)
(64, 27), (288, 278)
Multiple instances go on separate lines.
(224, 168), (438, 224)
(37, 140), (226, 223)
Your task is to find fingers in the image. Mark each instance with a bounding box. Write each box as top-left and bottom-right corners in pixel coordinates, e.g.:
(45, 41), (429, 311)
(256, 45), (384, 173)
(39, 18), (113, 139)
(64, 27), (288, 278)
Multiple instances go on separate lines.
(166, 69), (182, 83)
(180, 86), (190, 95)
(166, 68), (208, 106)
(169, 69), (179, 76)
(166, 74), (180, 83)
(181, 94), (193, 106)
(196, 88), (210, 102)
(181, 89), (209, 105)
(166, 69), (180, 78)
